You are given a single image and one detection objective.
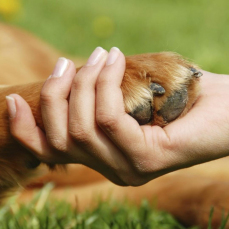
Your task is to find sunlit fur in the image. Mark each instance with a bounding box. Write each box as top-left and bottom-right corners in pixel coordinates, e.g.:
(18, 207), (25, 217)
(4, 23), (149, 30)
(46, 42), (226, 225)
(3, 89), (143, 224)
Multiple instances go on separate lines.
(0, 50), (201, 200)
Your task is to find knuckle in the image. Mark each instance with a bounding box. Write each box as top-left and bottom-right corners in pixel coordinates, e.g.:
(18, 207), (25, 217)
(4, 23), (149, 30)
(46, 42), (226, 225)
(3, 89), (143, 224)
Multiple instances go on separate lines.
(47, 134), (67, 152)
(69, 125), (92, 145)
(115, 164), (149, 187)
(132, 158), (157, 177)
(40, 89), (55, 106)
(133, 161), (148, 174)
(96, 76), (112, 88)
(96, 112), (118, 131)
(71, 77), (81, 91)
(72, 70), (90, 90)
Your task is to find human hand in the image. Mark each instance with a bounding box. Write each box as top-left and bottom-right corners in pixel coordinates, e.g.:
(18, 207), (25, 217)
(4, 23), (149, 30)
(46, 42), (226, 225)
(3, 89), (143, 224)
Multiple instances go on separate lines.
(164, 70), (229, 166)
(6, 47), (229, 186)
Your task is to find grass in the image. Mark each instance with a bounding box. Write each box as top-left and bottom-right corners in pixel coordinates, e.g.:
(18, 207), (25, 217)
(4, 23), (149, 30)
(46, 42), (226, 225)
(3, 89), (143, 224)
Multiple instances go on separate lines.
(0, 200), (195, 229)
(1, 0), (229, 74)
(0, 184), (199, 229)
(0, 184), (228, 229)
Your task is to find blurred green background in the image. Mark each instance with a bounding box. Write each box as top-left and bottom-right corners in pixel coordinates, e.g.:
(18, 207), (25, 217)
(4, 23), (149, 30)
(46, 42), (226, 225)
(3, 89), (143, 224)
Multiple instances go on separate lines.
(1, 0), (229, 73)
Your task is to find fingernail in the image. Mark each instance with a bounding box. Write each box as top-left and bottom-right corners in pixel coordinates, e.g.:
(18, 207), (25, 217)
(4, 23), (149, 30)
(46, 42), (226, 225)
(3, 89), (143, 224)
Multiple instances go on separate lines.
(50, 57), (69, 77)
(86, 47), (106, 66)
(6, 96), (16, 119)
(106, 47), (120, 66)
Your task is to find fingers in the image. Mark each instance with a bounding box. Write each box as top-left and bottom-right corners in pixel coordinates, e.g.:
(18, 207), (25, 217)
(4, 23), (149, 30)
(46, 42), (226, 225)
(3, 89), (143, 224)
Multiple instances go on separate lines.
(95, 48), (173, 175)
(68, 47), (108, 145)
(6, 94), (55, 162)
(95, 48), (147, 158)
(7, 47), (171, 185)
(40, 58), (76, 152)
(7, 57), (78, 163)
(68, 48), (134, 174)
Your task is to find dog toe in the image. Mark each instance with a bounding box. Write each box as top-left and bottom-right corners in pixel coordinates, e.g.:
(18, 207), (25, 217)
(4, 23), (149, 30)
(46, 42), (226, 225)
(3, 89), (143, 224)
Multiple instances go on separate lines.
(129, 102), (153, 125)
(157, 87), (188, 123)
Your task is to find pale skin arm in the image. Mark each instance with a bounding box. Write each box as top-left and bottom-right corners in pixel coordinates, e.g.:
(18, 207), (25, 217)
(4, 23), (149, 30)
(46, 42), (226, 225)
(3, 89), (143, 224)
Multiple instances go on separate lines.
(6, 47), (229, 186)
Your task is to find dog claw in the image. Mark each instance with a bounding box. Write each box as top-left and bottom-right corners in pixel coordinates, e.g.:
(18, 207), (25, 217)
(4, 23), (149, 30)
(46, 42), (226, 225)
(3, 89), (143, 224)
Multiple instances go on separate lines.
(150, 83), (165, 95)
(190, 67), (203, 78)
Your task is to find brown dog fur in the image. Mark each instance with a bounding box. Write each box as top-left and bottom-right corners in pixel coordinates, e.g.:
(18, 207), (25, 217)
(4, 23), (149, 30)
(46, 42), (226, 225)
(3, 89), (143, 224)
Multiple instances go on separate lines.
(0, 52), (200, 199)
(1, 23), (229, 228)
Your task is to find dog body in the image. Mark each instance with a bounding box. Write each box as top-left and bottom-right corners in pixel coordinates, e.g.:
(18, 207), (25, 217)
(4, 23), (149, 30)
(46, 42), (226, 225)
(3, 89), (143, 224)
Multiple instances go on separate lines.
(1, 23), (229, 228)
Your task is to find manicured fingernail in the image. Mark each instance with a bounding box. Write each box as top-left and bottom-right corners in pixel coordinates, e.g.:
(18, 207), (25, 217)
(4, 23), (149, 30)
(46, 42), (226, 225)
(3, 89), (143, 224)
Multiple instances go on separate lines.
(50, 57), (69, 77)
(106, 47), (120, 66)
(86, 47), (106, 66)
(6, 96), (16, 119)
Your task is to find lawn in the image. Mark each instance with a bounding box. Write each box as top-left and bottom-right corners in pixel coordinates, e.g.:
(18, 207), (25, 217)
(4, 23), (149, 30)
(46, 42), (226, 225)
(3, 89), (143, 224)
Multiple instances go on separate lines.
(1, 0), (229, 228)
(0, 184), (228, 229)
(1, 0), (229, 74)
(0, 184), (207, 229)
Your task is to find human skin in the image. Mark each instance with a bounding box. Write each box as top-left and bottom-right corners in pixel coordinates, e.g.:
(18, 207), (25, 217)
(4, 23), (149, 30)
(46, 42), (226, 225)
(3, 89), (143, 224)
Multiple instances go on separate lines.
(6, 47), (229, 186)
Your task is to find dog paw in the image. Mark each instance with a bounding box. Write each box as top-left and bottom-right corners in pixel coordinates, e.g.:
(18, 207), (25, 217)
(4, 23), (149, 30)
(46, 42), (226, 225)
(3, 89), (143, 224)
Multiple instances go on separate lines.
(122, 52), (202, 126)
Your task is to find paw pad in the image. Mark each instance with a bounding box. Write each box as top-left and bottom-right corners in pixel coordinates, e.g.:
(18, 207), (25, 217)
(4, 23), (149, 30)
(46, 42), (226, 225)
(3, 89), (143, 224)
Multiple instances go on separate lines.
(125, 53), (202, 126)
